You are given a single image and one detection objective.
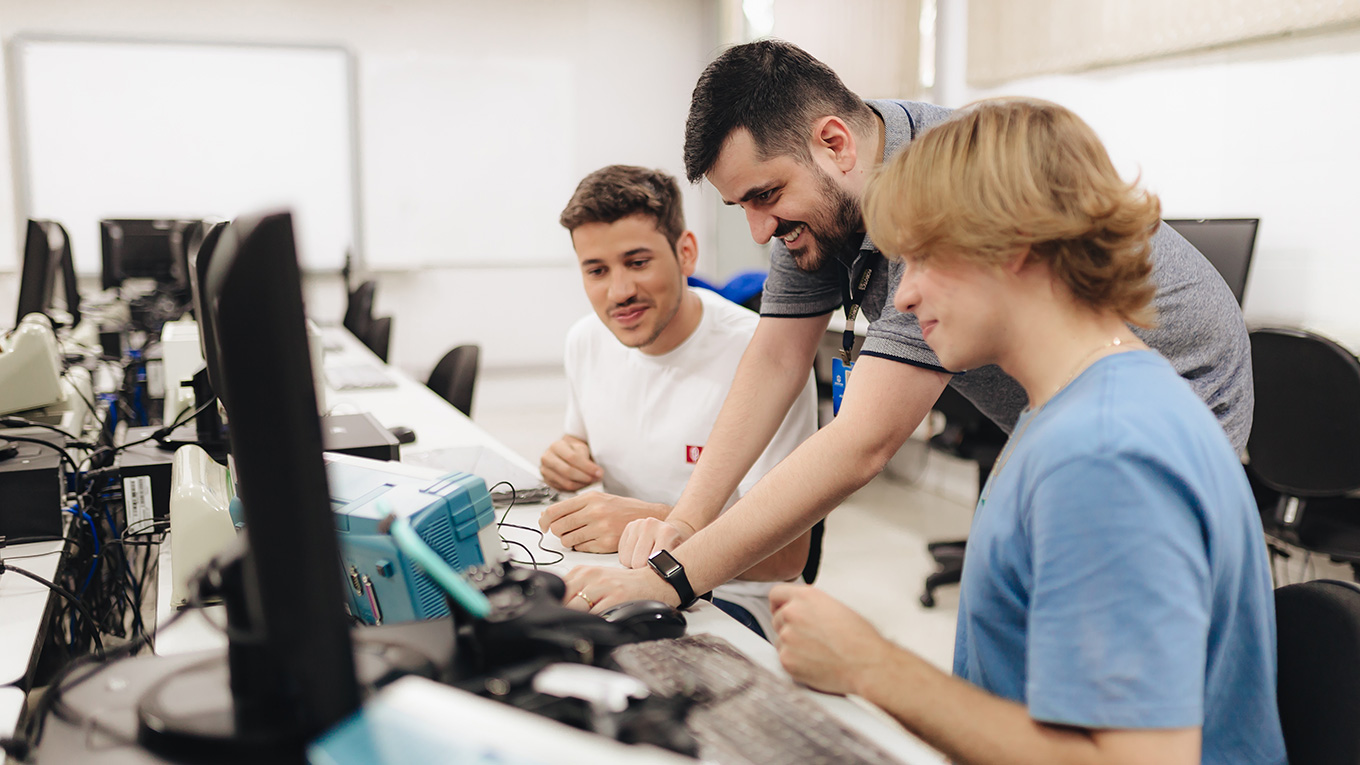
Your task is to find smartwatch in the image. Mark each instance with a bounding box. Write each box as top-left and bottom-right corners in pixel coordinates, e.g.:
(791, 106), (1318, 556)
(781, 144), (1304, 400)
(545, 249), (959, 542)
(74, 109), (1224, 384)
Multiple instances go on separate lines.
(647, 549), (699, 609)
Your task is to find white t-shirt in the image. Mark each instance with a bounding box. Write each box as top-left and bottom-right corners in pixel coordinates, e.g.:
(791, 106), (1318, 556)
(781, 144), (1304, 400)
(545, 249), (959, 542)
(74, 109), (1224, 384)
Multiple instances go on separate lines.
(563, 287), (818, 635)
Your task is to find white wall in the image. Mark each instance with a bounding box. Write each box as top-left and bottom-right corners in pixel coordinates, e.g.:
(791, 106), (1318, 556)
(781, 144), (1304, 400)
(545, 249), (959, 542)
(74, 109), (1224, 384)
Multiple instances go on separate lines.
(967, 25), (1360, 346)
(0, 0), (718, 374)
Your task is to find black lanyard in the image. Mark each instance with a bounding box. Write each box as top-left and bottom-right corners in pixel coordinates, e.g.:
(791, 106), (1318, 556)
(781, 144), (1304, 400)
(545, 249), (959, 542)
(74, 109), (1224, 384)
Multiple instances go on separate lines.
(839, 259), (873, 363)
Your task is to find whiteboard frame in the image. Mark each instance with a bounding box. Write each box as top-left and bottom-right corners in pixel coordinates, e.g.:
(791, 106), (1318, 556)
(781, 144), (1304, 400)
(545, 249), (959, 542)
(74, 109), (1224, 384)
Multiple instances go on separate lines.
(7, 33), (365, 274)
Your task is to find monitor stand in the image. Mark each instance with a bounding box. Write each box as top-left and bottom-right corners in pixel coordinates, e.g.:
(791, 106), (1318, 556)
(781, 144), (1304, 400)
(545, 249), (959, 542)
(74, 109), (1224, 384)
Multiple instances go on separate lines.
(34, 541), (449, 765)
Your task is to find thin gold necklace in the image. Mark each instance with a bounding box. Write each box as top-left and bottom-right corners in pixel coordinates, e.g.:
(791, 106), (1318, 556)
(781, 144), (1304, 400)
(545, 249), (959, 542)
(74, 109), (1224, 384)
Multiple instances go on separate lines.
(979, 337), (1124, 507)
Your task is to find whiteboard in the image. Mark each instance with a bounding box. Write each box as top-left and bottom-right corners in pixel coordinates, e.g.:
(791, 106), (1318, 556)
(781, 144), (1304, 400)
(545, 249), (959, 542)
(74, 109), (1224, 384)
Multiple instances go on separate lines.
(11, 36), (359, 274)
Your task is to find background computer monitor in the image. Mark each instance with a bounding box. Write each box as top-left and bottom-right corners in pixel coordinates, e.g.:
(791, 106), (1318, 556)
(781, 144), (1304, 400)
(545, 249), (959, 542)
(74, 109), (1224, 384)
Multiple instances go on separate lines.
(15, 219), (81, 328)
(187, 220), (228, 397)
(1164, 218), (1260, 306)
(100, 218), (199, 291)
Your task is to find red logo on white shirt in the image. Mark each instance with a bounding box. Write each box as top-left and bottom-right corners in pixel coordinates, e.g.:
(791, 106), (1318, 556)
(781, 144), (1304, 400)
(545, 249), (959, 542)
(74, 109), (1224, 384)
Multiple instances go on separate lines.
(686, 445), (703, 464)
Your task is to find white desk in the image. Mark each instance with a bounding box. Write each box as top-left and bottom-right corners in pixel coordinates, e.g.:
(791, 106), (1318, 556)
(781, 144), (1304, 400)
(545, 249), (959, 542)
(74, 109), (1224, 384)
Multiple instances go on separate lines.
(155, 327), (944, 764)
(0, 539), (66, 687)
(0, 686), (24, 739)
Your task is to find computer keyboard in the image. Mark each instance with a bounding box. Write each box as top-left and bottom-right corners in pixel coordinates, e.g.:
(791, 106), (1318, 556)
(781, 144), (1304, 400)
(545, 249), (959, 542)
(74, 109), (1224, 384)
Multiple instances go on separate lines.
(325, 362), (398, 390)
(611, 634), (909, 765)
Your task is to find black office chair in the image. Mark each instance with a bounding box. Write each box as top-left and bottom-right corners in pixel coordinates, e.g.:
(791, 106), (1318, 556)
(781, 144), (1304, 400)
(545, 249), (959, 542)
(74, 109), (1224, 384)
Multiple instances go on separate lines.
(1275, 579), (1360, 764)
(919, 386), (1008, 607)
(1247, 328), (1360, 575)
(366, 316), (393, 364)
(343, 280), (395, 362)
(343, 280), (377, 339)
(428, 344), (480, 417)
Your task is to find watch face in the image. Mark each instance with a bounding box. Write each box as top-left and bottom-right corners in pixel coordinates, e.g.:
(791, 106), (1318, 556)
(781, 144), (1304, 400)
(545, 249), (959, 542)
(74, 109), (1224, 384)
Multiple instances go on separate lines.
(649, 549), (681, 577)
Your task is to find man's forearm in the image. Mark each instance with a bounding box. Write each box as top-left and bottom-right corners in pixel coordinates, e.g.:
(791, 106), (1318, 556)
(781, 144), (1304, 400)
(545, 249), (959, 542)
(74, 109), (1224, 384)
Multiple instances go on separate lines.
(855, 648), (1198, 765)
(668, 316), (827, 532)
(675, 356), (948, 594)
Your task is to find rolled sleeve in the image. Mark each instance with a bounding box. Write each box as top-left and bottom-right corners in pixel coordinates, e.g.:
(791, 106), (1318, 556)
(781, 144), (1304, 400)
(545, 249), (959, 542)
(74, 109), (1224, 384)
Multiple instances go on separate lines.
(758, 241), (841, 318)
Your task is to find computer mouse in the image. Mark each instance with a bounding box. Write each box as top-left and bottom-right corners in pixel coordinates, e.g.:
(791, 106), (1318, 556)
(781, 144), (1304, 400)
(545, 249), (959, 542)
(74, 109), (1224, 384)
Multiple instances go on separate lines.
(388, 425), (417, 444)
(601, 600), (687, 641)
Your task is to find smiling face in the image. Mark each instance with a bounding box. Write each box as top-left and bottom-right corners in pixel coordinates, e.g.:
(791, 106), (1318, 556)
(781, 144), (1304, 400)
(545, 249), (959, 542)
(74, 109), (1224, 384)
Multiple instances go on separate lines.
(572, 213), (699, 355)
(892, 254), (1013, 373)
(708, 129), (863, 271)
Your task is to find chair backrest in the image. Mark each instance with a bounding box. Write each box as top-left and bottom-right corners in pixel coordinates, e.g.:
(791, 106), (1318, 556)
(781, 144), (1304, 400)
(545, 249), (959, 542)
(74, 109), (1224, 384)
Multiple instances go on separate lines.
(366, 316), (392, 364)
(343, 280), (377, 338)
(427, 344), (480, 417)
(1275, 579), (1360, 764)
(801, 519), (825, 584)
(1248, 328), (1360, 496)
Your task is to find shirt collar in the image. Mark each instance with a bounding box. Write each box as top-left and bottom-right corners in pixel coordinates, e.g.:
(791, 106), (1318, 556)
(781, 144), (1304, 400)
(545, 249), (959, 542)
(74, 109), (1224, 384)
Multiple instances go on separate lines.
(850, 100), (914, 258)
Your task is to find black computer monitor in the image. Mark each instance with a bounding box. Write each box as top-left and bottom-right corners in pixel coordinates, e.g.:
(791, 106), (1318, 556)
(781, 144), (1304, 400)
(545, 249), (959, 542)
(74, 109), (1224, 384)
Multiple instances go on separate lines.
(100, 218), (200, 291)
(200, 210), (360, 742)
(187, 221), (228, 398)
(15, 219), (81, 328)
(1164, 218), (1259, 306)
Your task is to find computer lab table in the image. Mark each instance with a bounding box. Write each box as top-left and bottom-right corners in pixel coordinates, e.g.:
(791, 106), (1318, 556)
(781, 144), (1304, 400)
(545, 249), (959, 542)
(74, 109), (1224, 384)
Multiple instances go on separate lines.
(145, 326), (945, 764)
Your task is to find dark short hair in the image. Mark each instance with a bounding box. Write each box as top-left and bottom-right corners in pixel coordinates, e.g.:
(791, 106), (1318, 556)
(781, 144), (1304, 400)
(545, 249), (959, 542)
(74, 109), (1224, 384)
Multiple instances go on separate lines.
(559, 165), (685, 247)
(683, 39), (876, 183)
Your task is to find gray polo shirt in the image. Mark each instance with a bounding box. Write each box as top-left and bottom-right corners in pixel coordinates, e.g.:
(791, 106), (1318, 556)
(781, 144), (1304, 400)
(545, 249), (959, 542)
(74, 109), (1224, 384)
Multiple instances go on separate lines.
(758, 99), (1253, 451)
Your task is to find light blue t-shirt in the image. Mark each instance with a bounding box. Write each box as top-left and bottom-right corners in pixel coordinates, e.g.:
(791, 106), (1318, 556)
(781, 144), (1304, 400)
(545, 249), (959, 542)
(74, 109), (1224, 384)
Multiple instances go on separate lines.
(954, 351), (1284, 764)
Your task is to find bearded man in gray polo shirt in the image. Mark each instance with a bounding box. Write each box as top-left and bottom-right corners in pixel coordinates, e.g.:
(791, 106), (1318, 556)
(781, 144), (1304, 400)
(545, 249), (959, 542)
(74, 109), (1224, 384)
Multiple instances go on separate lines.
(563, 41), (1252, 616)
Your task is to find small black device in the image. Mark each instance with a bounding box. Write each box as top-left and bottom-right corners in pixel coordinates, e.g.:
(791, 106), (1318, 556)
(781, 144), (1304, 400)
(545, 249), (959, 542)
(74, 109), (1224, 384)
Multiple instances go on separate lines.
(601, 600), (687, 641)
(387, 425), (417, 445)
(320, 412), (400, 461)
(0, 431), (63, 539)
(647, 549), (699, 609)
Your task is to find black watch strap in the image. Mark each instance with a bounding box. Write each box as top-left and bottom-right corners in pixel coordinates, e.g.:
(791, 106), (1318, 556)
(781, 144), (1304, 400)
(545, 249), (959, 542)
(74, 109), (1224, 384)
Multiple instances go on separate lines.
(647, 549), (699, 609)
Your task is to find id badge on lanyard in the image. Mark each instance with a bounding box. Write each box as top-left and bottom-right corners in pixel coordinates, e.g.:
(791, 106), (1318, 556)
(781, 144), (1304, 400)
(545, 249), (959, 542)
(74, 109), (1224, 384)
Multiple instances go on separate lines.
(833, 262), (872, 416)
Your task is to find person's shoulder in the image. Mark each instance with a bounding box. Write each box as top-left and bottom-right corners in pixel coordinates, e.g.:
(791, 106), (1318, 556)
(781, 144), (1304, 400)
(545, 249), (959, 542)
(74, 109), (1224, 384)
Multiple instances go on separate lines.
(564, 311), (614, 360)
(867, 99), (955, 135)
(695, 287), (759, 338)
(1046, 352), (1228, 458)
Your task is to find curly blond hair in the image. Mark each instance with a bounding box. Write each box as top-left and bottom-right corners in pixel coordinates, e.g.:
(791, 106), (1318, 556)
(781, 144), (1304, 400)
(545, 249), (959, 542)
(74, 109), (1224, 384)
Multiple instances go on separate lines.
(864, 97), (1161, 327)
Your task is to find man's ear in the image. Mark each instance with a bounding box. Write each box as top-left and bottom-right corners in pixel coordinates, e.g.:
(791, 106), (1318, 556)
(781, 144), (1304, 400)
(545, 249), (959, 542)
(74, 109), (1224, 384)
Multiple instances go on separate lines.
(1004, 244), (1034, 275)
(676, 231), (700, 277)
(812, 116), (858, 173)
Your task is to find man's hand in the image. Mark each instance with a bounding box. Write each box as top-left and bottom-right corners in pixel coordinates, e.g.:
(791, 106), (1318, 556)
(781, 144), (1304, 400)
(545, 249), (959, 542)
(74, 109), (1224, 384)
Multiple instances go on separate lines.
(617, 517), (695, 569)
(770, 584), (893, 696)
(538, 492), (669, 553)
(539, 435), (603, 491)
(562, 564), (679, 613)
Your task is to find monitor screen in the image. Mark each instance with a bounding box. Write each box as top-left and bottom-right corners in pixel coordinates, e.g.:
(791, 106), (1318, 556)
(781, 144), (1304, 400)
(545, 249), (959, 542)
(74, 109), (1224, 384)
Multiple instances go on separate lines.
(1164, 218), (1259, 306)
(15, 219), (80, 328)
(100, 218), (199, 291)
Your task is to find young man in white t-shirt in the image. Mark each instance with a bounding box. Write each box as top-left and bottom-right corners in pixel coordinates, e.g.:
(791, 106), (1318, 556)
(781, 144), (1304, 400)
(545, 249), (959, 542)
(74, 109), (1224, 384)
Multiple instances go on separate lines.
(538, 164), (818, 637)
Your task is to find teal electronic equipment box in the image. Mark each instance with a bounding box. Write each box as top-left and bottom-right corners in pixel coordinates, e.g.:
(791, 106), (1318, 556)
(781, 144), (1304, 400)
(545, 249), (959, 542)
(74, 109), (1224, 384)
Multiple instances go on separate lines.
(323, 453), (503, 626)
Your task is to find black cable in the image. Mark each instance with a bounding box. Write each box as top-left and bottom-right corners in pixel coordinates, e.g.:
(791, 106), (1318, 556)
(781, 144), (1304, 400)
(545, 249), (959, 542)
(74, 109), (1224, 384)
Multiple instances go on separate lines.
(497, 522), (566, 566)
(112, 394), (216, 454)
(502, 538), (539, 568)
(8, 607), (190, 758)
(0, 417), (86, 444)
(0, 562), (104, 659)
(0, 535), (67, 546)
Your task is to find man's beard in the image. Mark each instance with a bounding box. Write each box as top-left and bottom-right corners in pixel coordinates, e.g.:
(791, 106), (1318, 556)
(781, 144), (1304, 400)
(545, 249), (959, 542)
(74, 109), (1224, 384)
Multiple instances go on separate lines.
(786, 170), (864, 271)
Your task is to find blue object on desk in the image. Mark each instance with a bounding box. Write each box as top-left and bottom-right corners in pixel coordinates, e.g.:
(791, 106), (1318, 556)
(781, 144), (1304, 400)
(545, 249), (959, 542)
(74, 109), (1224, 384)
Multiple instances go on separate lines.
(325, 455), (499, 626)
